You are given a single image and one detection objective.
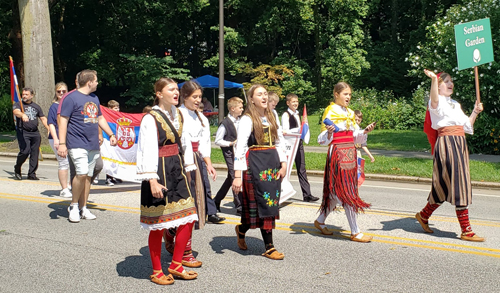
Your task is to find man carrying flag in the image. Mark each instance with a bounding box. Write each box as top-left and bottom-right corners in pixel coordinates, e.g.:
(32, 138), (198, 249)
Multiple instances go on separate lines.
(281, 93), (319, 202)
(11, 57), (49, 180)
(12, 88), (49, 180)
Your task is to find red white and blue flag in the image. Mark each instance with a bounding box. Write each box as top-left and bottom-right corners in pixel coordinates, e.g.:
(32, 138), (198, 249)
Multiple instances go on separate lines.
(9, 56), (23, 114)
(100, 107), (145, 182)
(300, 104), (310, 144)
(357, 157), (365, 186)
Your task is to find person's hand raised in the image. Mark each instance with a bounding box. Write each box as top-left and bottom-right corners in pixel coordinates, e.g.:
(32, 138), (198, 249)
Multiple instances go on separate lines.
(424, 69), (437, 80)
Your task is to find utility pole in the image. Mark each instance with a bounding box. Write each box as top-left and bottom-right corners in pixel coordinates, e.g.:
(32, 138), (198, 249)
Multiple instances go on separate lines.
(218, 0), (224, 123)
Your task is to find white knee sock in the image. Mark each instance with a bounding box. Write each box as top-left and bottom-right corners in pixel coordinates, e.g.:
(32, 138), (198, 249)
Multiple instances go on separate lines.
(344, 205), (360, 235)
(316, 210), (331, 228)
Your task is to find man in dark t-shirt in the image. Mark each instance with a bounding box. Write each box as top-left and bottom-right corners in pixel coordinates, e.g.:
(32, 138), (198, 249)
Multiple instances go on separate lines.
(58, 69), (117, 223)
(13, 88), (49, 180)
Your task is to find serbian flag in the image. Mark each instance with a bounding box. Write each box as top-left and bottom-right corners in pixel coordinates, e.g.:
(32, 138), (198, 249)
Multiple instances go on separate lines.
(100, 107), (145, 182)
(357, 157), (365, 186)
(300, 104), (310, 144)
(10, 57), (23, 114)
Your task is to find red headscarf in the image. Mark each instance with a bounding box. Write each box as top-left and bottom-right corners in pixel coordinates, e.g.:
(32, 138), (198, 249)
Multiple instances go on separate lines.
(423, 72), (443, 155)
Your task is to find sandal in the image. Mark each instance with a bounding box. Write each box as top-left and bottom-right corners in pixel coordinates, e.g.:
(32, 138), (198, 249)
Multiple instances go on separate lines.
(182, 253), (203, 268)
(415, 212), (433, 233)
(150, 271), (174, 285)
(235, 225), (247, 250)
(350, 233), (373, 243)
(460, 232), (485, 242)
(167, 260), (198, 280)
(262, 248), (284, 260)
(314, 220), (333, 235)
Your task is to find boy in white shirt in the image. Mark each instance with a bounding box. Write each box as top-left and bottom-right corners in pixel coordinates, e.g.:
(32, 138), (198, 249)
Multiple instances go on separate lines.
(281, 93), (318, 202)
(214, 97), (244, 214)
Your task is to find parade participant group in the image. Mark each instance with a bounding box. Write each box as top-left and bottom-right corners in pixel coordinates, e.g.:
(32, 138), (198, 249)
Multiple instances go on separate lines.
(13, 68), (485, 286)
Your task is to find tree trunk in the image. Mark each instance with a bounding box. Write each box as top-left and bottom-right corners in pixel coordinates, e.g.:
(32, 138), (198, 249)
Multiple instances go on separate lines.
(18, 0), (55, 145)
(9, 1), (24, 87)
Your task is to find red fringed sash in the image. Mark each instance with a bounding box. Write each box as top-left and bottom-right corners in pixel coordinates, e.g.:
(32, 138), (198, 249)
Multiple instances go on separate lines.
(321, 132), (371, 213)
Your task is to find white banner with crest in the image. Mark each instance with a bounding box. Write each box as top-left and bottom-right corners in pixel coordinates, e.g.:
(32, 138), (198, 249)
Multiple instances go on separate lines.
(279, 133), (301, 204)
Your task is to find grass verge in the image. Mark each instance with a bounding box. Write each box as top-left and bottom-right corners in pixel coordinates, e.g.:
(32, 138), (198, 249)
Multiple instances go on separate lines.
(211, 115), (430, 151)
(0, 139), (498, 183)
(211, 148), (500, 182)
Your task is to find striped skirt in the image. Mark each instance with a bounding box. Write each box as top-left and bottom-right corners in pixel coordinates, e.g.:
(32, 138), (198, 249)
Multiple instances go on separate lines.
(428, 134), (472, 206)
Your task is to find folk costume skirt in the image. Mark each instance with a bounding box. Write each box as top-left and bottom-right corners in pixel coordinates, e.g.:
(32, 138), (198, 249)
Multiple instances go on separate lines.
(241, 146), (281, 230)
(321, 131), (370, 214)
(428, 126), (472, 206)
(140, 146), (198, 231)
(189, 151), (207, 229)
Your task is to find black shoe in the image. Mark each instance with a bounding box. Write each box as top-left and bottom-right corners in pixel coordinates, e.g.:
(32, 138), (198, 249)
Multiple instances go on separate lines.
(115, 178), (123, 183)
(207, 214), (225, 224)
(236, 208), (242, 216)
(27, 176), (39, 180)
(14, 172), (22, 180)
(214, 201), (221, 213)
(303, 195), (319, 202)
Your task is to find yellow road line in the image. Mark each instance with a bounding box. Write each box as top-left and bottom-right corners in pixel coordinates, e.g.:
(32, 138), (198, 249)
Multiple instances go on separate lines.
(2, 192), (500, 258)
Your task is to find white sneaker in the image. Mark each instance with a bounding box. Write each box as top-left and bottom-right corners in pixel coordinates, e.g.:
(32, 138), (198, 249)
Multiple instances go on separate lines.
(60, 188), (72, 198)
(68, 205), (80, 223)
(93, 178), (99, 184)
(80, 207), (97, 220)
(105, 178), (114, 186)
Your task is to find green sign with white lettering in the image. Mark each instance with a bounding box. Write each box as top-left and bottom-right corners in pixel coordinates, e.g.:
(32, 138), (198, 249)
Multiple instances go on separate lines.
(454, 18), (494, 70)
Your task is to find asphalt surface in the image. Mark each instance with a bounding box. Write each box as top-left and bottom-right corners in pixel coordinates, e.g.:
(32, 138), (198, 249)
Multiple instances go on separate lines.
(1, 157), (500, 292)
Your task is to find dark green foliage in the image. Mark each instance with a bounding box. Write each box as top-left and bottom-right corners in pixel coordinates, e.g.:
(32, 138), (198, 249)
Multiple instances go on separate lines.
(0, 94), (15, 132)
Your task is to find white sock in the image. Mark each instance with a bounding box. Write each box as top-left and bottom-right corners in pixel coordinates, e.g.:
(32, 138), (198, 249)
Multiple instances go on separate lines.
(316, 211), (331, 228)
(344, 205), (360, 235)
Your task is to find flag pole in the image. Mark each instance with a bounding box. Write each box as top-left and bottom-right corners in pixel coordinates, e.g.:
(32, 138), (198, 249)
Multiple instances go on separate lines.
(9, 56), (24, 113)
(474, 66), (481, 104)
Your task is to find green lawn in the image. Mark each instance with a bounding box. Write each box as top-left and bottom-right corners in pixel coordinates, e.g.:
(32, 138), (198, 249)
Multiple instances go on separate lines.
(1, 131), (498, 182)
(211, 115), (430, 151)
(211, 148), (500, 182)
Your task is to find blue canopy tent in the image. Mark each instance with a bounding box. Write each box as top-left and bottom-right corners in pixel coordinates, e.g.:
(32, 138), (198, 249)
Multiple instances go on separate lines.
(178, 75), (247, 107)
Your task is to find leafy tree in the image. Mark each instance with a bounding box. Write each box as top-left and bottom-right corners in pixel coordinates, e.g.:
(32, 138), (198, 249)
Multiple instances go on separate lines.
(407, 0), (500, 154)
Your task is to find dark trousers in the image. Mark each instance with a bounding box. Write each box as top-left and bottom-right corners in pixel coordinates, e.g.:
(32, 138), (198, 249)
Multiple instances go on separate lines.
(200, 160), (218, 216)
(214, 152), (241, 209)
(295, 140), (312, 198)
(69, 155), (103, 183)
(15, 129), (41, 177)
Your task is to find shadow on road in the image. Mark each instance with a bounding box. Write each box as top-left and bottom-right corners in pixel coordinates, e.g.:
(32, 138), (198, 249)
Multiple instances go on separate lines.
(116, 245), (201, 280)
(209, 235), (274, 256)
(371, 216), (458, 239)
(2, 169), (47, 181)
(289, 221), (349, 241)
(47, 200), (108, 220)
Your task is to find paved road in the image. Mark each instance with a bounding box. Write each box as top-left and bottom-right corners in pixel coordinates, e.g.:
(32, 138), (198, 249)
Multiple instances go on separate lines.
(1, 157), (500, 292)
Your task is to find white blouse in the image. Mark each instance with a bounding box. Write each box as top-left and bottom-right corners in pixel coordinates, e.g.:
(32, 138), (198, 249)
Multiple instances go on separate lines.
(234, 115), (287, 171)
(214, 114), (240, 147)
(317, 105), (367, 146)
(178, 105), (211, 160)
(136, 105), (195, 181)
(428, 95), (473, 134)
(281, 108), (300, 134)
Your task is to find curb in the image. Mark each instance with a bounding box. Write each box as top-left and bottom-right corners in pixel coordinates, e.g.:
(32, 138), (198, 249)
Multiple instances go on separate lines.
(2, 152), (498, 189)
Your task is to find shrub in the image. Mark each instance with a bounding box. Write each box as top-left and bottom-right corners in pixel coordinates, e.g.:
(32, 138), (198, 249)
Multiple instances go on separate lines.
(407, 0), (500, 154)
(0, 94), (15, 132)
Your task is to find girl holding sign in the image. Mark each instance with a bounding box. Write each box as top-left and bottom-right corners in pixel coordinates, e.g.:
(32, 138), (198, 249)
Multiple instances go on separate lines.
(315, 82), (375, 243)
(416, 70), (484, 242)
